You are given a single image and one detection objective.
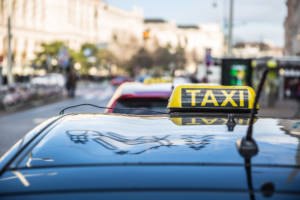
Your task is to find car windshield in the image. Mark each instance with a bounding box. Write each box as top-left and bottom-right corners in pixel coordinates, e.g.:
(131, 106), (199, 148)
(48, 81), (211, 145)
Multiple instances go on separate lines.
(113, 97), (169, 115)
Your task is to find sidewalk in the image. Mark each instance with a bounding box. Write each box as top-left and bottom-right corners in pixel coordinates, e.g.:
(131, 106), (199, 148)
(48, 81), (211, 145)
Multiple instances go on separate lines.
(0, 81), (110, 118)
(0, 95), (67, 118)
(259, 99), (300, 118)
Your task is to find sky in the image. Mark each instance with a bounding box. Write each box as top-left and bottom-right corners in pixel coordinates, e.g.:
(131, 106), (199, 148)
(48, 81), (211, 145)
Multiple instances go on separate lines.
(107, 0), (287, 47)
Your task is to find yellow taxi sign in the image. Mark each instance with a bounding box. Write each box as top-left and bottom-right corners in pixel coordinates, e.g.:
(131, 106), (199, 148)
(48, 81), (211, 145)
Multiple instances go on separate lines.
(168, 85), (258, 113)
(144, 77), (172, 84)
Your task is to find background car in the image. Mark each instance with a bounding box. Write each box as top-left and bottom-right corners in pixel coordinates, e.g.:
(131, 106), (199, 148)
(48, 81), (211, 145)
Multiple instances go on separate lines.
(110, 76), (133, 86)
(106, 82), (172, 115)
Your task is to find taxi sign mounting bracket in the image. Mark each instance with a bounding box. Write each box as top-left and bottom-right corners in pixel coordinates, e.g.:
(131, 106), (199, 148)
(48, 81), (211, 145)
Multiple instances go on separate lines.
(226, 114), (236, 132)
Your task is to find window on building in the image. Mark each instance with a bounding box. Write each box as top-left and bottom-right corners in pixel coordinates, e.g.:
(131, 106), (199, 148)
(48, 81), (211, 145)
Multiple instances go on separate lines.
(0, 1), (4, 25)
(12, 0), (17, 20)
(41, 0), (45, 23)
(22, 0), (26, 20)
(32, 0), (36, 21)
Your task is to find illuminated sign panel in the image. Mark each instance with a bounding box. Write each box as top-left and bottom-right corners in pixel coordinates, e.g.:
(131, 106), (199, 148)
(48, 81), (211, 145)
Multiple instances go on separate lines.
(181, 88), (248, 108)
(168, 85), (257, 113)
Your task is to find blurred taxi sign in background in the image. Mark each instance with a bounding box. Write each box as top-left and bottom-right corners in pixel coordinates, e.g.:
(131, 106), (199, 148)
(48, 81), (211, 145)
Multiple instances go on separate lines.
(168, 85), (257, 113)
(144, 77), (173, 84)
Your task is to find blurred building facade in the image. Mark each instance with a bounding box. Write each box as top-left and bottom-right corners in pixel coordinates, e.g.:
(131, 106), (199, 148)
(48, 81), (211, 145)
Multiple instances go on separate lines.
(144, 19), (224, 73)
(143, 19), (179, 51)
(97, 5), (143, 62)
(285, 0), (300, 56)
(0, 0), (101, 75)
(0, 0), (224, 76)
(232, 41), (283, 58)
(0, 0), (143, 76)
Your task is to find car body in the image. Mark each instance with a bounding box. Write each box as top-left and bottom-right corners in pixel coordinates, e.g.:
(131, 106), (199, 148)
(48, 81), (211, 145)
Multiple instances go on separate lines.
(30, 73), (66, 88)
(105, 82), (172, 115)
(173, 76), (190, 85)
(0, 113), (299, 199)
(110, 76), (132, 86)
(0, 84), (299, 199)
(0, 82), (64, 111)
(136, 74), (151, 83)
(0, 86), (9, 109)
(0, 86), (22, 109)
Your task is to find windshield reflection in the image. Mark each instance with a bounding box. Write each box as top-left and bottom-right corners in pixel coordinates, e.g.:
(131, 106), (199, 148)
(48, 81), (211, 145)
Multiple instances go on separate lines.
(66, 130), (214, 155)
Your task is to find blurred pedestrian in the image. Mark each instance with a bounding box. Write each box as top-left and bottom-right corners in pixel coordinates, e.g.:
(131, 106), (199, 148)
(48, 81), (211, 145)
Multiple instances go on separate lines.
(65, 63), (77, 98)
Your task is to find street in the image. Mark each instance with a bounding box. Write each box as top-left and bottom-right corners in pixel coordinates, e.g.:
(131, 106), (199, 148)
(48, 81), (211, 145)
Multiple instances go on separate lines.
(0, 81), (115, 157)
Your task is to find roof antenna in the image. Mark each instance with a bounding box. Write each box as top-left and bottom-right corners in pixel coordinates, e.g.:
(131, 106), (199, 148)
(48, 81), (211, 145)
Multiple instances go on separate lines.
(236, 68), (269, 157)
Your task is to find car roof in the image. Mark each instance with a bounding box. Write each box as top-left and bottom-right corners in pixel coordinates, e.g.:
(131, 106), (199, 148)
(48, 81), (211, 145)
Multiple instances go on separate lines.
(7, 114), (299, 168)
(119, 82), (172, 95)
(1, 114), (299, 197)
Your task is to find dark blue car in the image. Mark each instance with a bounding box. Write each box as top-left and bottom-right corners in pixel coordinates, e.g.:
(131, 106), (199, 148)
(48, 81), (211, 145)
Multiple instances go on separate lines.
(0, 84), (299, 199)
